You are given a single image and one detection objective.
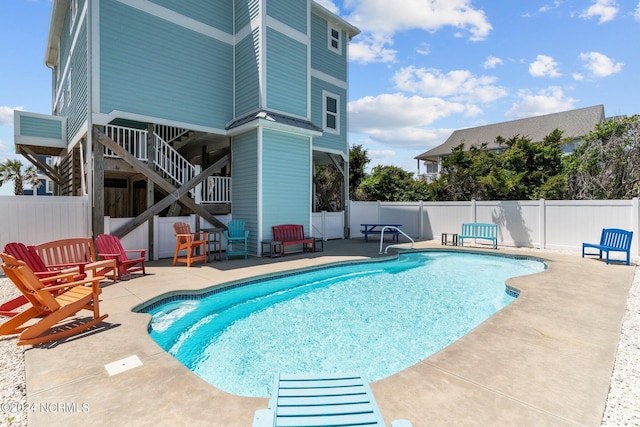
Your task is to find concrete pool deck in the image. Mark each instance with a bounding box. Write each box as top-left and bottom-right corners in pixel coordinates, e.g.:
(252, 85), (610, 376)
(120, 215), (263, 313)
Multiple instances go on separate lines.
(20, 239), (635, 426)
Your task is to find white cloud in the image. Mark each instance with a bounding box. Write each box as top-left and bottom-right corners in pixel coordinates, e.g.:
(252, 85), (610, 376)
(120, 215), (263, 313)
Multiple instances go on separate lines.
(349, 93), (467, 129)
(580, 0), (619, 23)
(634, 2), (640, 21)
(392, 66), (508, 103)
(0, 106), (22, 126)
(314, 0), (340, 14)
(579, 51), (623, 77)
(539, 1), (561, 13)
(529, 55), (562, 78)
(344, 0), (492, 63)
(505, 87), (577, 119)
(349, 34), (397, 63)
(416, 43), (430, 56)
(483, 56), (503, 69)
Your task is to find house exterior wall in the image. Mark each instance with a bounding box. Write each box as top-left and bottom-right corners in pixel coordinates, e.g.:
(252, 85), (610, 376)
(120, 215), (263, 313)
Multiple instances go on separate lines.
(235, 0), (260, 31)
(262, 128), (312, 237)
(98, 0), (233, 129)
(231, 129), (260, 254)
(53, 0), (88, 144)
(265, 27), (307, 117)
(309, 11), (348, 157)
(267, 0), (308, 35)
(310, 12), (347, 81)
(310, 78), (347, 154)
(235, 28), (261, 117)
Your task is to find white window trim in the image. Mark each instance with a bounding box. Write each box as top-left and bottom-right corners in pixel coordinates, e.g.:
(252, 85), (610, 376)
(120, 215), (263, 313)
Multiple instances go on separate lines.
(327, 24), (342, 55)
(322, 90), (340, 135)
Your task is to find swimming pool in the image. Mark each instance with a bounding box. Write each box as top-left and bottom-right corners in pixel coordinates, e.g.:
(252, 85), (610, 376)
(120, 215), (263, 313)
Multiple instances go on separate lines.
(142, 251), (545, 397)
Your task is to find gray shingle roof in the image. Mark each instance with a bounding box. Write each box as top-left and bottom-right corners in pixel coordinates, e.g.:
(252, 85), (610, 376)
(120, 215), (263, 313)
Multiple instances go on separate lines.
(415, 104), (605, 161)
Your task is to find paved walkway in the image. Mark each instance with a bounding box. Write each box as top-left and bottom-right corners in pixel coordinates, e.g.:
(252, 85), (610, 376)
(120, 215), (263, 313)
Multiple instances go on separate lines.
(22, 239), (635, 426)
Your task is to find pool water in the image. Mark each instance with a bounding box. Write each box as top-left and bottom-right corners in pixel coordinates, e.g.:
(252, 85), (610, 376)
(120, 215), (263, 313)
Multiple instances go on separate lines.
(144, 251), (545, 397)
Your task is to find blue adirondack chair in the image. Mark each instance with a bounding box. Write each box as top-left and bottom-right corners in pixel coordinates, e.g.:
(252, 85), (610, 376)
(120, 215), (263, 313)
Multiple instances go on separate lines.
(224, 220), (249, 260)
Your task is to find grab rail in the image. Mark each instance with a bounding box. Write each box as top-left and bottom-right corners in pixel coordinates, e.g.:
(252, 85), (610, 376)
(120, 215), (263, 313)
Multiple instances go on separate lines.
(379, 226), (415, 254)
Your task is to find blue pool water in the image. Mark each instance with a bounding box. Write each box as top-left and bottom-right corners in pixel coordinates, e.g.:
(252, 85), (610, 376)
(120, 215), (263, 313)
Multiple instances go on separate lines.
(143, 251), (545, 397)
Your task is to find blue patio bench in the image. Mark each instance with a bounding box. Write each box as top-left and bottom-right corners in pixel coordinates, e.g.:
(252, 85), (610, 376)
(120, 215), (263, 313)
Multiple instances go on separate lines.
(458, 223), (498, 249)
(582, 228), (633, 265)
(252, 372), (413, 427)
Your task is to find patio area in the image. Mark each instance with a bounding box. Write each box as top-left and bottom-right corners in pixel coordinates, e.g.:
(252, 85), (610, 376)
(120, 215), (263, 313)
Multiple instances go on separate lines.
(10, 238), (637, 426)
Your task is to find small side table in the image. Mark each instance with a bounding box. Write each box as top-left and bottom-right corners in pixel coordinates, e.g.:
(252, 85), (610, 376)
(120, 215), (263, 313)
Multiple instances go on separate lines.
(202, 227), (223, 261)
(441, 233), (458, 246)
(261, 240), (282, 258)
(314, 237), (324, 252)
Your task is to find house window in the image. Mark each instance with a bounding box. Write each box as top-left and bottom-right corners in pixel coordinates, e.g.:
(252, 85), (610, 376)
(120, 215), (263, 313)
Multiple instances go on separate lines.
(323, 91), (340, 135)
(46, 179), (54, 194)
(328, 25), (342, 55)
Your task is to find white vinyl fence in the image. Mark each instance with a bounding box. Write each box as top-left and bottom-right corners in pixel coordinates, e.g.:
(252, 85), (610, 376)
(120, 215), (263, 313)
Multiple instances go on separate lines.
(350, 199), (640, 257)
(2, 196), (639, 259)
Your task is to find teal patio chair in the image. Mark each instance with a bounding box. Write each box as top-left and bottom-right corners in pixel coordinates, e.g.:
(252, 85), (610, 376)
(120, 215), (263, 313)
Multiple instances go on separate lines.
(224, 220), (249, 260)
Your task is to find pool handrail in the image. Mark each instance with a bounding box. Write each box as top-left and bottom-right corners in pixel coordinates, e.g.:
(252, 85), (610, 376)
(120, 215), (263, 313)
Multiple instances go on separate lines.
(379, 225), (414, 254)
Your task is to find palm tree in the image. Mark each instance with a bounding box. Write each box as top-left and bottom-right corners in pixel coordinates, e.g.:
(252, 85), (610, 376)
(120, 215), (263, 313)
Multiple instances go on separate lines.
(0, 159), (41, 195)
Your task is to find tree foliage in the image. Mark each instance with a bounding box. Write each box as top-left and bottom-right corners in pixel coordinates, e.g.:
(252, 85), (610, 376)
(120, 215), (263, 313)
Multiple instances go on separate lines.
(430, 131), (568, 201)
(349, 144), (370, 199)
(565, 115), (640, 199)
(0, 159), (40, 195)
(356, 165), (429, 201)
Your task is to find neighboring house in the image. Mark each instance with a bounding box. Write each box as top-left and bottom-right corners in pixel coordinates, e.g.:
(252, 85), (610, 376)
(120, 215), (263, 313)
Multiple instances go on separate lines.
(23, 156), (55, 196)
(415, 105), (606, 182)
(12, 0), (359, 256)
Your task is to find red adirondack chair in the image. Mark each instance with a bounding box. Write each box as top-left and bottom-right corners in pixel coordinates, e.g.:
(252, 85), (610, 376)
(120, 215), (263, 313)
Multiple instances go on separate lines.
(94, 234), (146, 281)
(1, 242), (85, 317)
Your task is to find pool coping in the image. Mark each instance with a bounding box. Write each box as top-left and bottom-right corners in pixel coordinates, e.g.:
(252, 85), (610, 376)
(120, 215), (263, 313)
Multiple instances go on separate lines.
(19, 240), (635, 426)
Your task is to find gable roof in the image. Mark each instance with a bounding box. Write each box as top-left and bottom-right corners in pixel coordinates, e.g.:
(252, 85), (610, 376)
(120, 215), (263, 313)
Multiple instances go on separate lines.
(415, 105), (605, 161)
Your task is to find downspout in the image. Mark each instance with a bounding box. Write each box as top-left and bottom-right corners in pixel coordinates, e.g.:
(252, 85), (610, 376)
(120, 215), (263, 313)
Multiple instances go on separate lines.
(86, 0), (94, 237)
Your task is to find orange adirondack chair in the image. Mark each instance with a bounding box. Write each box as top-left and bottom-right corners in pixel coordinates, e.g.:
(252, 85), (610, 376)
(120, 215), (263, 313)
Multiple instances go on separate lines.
(94, 234), (146, 281)
(172, 222), (208, 267)
(0, 253), (108, 346)
(1, 242), (85, 317)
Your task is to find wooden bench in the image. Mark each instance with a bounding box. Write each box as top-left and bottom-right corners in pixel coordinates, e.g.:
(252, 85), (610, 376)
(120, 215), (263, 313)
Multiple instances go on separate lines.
(582, 228), (633, 265)
(272, 224), (314, 256)
(32, 238), (118, 281)
(360, 223), (402, 242)
(458, 223), (498, 249)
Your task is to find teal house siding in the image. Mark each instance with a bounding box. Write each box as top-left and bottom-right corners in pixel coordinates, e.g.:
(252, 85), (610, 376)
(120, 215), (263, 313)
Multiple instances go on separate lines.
(65, 20), (88, 142)
(19, 116), (64, 140)
(311, 78), (347, 154)
(266, 28), (307, 117)
(100, 0), (233, 129)
(310, 13), (347, 81)
(231, 130), (259, 253)
(267, 0), (308, 34)
(235, 0), (260, 32)
(148, 0), (233, 33)
(262, 129), (311, 237)
(235, 29), (261, 117)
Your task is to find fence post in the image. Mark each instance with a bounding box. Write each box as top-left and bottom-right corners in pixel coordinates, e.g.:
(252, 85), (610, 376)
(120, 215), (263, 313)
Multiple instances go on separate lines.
(471, 199), (477, 223)
(419, 200), (424, 239)
(539, 199), (546, 250)
(633, 197), (639, 258)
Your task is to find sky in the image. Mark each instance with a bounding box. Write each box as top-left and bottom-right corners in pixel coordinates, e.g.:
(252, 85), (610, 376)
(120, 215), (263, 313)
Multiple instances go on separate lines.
(1, 0), (640, 195)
